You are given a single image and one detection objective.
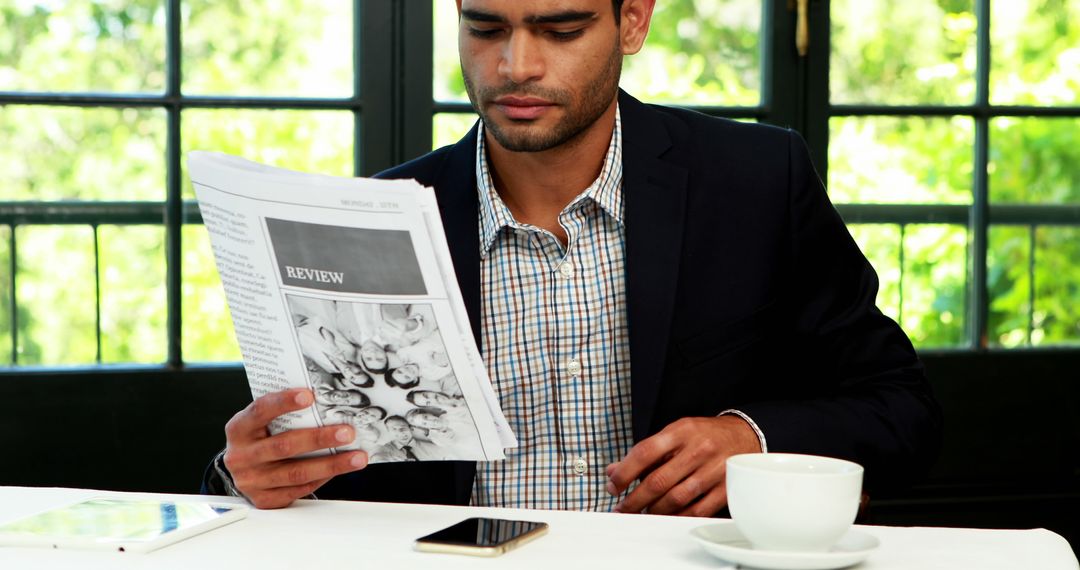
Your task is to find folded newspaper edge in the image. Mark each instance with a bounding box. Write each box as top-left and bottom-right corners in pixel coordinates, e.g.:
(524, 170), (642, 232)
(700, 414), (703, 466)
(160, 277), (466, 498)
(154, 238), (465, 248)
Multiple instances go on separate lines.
(188, 151), (517, 464)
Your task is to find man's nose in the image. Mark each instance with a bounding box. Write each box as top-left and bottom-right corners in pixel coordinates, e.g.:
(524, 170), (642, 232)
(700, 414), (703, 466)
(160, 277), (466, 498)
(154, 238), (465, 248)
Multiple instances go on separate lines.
(498, 31), (545, 84)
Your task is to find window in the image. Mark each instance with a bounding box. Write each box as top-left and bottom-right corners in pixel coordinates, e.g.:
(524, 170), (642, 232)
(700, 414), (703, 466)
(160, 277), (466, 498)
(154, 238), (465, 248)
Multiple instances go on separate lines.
(2, 0), (1077, 373)
(827, 0), (1080, 348)
(0, 1), (394, 368)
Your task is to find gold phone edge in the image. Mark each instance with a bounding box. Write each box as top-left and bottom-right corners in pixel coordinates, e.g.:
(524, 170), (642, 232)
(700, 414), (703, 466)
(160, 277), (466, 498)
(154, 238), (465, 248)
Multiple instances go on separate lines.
(414, 523), (549, 557)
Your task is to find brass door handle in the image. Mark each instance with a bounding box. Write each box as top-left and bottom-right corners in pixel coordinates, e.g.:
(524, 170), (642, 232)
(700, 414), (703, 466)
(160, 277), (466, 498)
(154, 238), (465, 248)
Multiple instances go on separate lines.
(796, 0), (810, 56)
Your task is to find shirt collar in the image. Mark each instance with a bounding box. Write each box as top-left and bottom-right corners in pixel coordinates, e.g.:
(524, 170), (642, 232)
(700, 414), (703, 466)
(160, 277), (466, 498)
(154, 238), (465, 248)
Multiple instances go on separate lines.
(476, 105), (624, 258)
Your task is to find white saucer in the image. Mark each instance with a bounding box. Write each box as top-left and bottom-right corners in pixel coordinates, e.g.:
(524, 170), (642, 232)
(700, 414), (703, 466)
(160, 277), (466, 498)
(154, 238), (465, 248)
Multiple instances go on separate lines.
(690, 522), (879, 570)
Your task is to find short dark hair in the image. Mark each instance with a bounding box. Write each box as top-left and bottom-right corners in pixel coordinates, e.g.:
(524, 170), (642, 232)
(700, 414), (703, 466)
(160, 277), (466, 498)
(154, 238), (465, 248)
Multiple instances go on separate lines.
(385, 415), (408, 427)
(613, 0), (624, 24)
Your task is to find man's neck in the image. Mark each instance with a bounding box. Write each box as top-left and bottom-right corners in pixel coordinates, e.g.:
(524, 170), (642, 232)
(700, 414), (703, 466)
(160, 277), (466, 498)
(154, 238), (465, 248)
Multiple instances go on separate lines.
(486, 99), (618, 243)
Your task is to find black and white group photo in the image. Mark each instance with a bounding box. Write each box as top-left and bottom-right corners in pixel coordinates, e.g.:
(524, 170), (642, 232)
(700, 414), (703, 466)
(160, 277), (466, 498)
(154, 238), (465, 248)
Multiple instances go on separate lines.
(286, 295), (479, 463)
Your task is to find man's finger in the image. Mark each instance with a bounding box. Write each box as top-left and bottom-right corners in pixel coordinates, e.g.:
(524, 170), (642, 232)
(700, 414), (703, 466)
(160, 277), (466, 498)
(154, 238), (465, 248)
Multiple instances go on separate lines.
(230, 389), (315, 440)
(647, 459), (726, 515)
(246, 478), (330, 510)
(607, 431), (679, 494)
(245, 424), (357, 464)
(676, 484), (729, 518)
(256, 450), (368, 489)
(614, 448), (697, 513)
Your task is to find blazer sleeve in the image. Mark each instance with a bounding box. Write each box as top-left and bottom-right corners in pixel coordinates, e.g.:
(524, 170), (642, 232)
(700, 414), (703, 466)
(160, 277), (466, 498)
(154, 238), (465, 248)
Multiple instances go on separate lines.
(734, 131), (943, 491)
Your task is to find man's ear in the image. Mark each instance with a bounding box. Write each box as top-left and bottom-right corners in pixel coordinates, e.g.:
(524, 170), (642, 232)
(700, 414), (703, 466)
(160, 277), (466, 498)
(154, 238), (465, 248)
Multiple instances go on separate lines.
(620, 0), (656, 55)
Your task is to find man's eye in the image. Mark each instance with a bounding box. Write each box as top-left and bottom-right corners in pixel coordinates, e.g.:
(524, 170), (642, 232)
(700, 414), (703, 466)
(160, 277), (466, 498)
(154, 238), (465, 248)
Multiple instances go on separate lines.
(548, 29), (585, 41)
(467, 27), (502, 39)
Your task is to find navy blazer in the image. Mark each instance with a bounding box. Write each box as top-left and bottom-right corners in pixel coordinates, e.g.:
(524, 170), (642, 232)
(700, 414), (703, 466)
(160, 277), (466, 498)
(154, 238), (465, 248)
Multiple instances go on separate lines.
(209, 91), (942, 505)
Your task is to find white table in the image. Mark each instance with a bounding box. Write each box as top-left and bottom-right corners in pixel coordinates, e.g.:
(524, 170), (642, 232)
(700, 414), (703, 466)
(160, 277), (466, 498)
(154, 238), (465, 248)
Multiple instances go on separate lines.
(0, 486), (1075, 569)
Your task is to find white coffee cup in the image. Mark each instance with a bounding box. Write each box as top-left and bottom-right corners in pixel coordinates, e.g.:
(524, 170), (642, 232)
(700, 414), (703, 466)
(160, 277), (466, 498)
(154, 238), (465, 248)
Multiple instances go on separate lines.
(726, 453), (863, 552)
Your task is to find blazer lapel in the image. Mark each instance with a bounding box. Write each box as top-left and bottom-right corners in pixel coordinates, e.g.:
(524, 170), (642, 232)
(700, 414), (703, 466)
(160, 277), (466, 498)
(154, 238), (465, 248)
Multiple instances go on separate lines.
(432, 125), (483, 345)
(619, 91), (689, 442)
(431, 124), (482, 504)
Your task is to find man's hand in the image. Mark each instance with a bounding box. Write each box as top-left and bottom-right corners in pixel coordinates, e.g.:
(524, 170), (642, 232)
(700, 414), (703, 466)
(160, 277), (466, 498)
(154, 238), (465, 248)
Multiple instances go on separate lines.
(223, 388), (369, 509)
(605, 415), (762, 517)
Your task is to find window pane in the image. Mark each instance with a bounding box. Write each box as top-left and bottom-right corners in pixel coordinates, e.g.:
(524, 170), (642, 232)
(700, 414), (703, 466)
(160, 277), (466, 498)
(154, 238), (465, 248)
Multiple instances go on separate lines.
(848, 224), (902, 323)
(830, 0), (976, 104)
(181, 109), (354, 199)
(15, 226), (97, 365)
(0, 106), (167, 201)
(0, 1), (165, 93)
(1033, 226), (1080, 345)
(181, 0), (352, 97)
(989, 117), (1080, 204)
(828, 116), (973, 204)
(433, 0), (466, 102)
(990, 0), (1080, 105)
(0, 226), (10, 366)
(901, 224), (967, 347)
(182, 225), (240, 362)
(433, 112), (478, 150)
(988, 225), (1032, 347)
(621, 0), (761, 106)
(98, 226), (166, 364)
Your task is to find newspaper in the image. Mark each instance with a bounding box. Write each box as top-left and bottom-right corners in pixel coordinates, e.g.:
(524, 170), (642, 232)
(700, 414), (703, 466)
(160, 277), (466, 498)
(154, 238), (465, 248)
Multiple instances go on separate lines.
(188, 151), (516, 463)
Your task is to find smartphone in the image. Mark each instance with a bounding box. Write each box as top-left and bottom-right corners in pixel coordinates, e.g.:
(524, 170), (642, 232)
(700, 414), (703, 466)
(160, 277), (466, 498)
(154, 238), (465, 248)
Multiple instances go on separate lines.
(414, 517), (549, 557)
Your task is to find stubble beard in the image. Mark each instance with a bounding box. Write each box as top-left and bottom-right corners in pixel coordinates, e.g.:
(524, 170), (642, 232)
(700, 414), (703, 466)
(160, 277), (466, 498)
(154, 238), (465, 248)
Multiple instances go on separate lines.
(463, 42), (623, 153)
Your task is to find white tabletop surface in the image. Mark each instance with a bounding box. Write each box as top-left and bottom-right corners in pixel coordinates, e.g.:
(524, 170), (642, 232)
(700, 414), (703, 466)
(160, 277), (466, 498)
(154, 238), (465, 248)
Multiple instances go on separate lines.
(0, 486), (1075, 570)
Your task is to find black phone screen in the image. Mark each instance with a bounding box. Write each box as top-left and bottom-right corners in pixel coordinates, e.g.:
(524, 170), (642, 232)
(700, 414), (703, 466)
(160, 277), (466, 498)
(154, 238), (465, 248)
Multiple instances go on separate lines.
(418, 518), (546, 547)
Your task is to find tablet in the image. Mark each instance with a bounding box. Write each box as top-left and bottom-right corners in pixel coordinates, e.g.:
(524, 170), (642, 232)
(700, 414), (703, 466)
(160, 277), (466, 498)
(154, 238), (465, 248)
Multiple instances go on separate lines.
(0, 496), (248, 553)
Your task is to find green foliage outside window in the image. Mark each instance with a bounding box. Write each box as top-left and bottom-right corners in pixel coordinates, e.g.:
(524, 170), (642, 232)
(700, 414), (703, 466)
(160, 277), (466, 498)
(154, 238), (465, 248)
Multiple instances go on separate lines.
(830, 0), (1080, 347)
(0, 0), (1077, 367)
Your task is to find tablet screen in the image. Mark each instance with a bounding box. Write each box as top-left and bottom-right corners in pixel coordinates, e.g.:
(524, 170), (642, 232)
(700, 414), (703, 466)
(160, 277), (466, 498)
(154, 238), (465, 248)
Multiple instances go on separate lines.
(0, 498), (243, 545)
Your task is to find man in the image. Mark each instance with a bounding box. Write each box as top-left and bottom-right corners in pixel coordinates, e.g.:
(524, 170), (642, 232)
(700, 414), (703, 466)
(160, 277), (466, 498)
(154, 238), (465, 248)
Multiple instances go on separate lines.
(206, 0), (941, 513)
(370, 416), (428, 463)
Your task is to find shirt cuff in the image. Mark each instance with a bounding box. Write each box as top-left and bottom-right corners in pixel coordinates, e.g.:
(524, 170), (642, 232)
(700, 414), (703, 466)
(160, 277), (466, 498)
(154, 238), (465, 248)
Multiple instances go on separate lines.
(718, 409), (768, 453)
(214, 449), (321, 502)
(212, 450), (250, 500)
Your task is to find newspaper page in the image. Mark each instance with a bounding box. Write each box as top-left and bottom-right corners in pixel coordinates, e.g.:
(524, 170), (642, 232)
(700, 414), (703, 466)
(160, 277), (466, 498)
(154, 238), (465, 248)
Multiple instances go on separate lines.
(188, 151), (516, 464)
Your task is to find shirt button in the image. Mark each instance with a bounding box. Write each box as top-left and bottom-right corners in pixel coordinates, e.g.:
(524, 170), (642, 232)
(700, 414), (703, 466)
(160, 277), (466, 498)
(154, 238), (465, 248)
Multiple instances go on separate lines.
(566, 358), (582, 376)
(572, 457), (588, 476)
(558, 261), (575, 278)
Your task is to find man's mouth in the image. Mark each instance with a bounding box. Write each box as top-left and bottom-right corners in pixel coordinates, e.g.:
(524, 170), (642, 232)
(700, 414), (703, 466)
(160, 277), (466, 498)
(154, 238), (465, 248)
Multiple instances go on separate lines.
(492, 96), (555, 120)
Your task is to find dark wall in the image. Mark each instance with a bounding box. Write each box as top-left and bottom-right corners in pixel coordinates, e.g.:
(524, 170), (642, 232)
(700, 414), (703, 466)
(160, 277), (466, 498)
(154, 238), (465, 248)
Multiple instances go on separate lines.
(868, 350), (1080, 554)
(0, 366), (252, 493)
(1, 352), (1077, 551)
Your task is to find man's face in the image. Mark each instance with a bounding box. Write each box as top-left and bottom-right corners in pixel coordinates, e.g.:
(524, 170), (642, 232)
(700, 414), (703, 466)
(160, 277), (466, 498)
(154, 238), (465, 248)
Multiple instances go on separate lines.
(386, 418), (413, 445)
(354, 407), (382, 425)
(458, 0), (624, 152)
